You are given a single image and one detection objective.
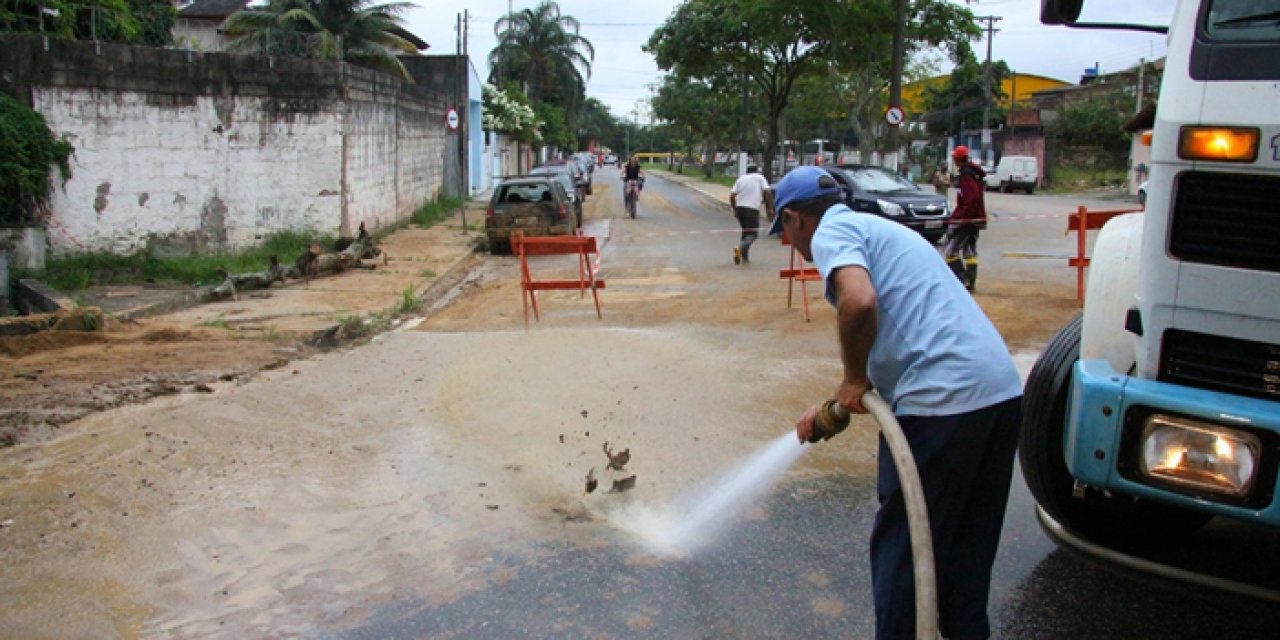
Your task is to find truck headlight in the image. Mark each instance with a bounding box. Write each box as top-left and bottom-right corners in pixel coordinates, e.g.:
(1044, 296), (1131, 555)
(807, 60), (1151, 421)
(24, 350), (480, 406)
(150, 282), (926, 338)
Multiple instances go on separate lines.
(877, 199), (905, 216)
(1139, 415), (1260, 497)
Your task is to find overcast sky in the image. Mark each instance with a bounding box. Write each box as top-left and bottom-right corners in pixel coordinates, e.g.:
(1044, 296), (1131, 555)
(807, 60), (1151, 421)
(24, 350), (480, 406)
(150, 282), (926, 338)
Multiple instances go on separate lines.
(401, 0), (1176, 120)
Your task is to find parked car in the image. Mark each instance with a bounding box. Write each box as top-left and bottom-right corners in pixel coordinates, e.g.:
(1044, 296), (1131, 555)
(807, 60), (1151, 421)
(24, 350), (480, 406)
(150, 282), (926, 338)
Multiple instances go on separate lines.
(603, 154), (618, 166)
(529, 165), (583, 227)
(547, 158), (591, 196)
(983, 155), (1038, 194)
(485, 177), (575, 254)
(827, 165), (951, 243)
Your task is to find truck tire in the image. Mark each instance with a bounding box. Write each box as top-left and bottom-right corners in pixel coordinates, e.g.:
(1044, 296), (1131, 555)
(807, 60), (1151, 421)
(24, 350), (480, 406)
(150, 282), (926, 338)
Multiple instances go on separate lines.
(1020, 314), (1212, 543)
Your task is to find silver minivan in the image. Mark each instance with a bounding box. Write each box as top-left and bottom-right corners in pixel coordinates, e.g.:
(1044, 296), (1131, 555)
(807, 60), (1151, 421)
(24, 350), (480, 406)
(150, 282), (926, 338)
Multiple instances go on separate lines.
(984, 155), (1038, 194)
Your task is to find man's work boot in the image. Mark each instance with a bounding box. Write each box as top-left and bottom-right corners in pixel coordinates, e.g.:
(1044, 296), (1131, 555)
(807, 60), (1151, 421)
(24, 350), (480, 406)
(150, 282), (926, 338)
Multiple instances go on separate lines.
(733, 246), (742, 265)
(947, 257), (966, 284)
(964, 260), (978, 292)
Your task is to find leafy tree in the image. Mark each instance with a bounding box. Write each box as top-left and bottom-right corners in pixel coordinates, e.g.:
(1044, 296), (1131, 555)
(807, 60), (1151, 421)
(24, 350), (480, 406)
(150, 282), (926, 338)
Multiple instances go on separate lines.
(1, 93), (73, 226)
(650, 73), (739, 177)
(1046, 88), (1132, 153)
(482, 82), (541, 145)
(575, 97), (620, 152)
(488, 1), (594, 115)
(920, 42), (1010, 138)
(647, 0), (829, 182)
(533, 101), (573, 150)
(1, 0), (173, 45)
(223, 0), (418, 81)
(807, 0), (979, 163)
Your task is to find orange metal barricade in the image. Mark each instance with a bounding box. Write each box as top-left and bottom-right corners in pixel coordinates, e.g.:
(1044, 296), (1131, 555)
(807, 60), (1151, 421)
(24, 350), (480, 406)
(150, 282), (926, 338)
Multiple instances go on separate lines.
(778, 230), (823, 322)
(1066, 205), (1143, 305)
(511, 231), (606, 326)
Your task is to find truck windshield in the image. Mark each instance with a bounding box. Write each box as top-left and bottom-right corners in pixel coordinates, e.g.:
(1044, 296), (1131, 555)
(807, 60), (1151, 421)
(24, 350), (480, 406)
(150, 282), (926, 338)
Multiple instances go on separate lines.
(1207, 1), (1280, 41)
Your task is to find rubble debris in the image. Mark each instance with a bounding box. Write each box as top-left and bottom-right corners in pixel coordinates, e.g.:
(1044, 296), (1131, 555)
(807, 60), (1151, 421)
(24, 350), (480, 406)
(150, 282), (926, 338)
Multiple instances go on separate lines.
(603, 442), (630, 471)
(585, 467), (598, 494)
(608, 475), (636, 494)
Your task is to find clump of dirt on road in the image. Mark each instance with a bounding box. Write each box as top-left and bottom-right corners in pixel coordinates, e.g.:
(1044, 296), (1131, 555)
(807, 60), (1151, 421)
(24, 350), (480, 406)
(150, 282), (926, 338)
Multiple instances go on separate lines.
(0, 319), (313, 446)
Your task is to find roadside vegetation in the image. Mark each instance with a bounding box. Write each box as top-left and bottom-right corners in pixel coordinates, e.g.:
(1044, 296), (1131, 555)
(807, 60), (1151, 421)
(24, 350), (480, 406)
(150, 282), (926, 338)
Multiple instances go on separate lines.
(20, 193), (466, 294)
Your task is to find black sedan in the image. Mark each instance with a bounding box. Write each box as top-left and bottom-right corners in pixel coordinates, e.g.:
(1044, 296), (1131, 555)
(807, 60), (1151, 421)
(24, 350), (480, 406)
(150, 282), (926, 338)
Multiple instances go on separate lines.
(826, 165), (950, 243)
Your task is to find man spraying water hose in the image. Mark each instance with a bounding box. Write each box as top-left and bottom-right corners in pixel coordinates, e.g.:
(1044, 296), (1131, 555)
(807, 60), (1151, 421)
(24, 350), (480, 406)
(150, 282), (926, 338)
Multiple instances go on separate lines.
(771, 166), (1022, 640)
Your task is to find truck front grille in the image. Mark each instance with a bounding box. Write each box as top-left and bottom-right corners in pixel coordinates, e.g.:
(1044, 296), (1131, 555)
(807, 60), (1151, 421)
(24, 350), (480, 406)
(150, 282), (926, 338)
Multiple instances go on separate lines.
(1160, 329), (1280, 402)
(1171, 172), (1280, 273)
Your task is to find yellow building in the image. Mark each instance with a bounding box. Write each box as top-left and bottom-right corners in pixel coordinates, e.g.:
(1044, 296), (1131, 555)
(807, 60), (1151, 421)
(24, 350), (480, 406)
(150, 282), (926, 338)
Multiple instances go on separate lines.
(901, 72), (1071, 112)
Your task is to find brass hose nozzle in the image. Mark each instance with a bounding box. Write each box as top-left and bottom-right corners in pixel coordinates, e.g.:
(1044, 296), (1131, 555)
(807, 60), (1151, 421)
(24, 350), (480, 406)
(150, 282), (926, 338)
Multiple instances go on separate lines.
(808, 399), (851, 443)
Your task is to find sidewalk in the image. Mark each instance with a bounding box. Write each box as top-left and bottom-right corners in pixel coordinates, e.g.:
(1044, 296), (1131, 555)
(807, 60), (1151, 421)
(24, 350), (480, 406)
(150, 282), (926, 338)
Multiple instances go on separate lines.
(650, 168), (734, 206)
(74, 205), (485, 340)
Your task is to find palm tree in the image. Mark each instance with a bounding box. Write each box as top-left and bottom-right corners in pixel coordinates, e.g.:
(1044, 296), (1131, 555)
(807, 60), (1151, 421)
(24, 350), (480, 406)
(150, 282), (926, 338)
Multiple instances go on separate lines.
(488, 1), (595, 104)
(223, 0), (418, 81)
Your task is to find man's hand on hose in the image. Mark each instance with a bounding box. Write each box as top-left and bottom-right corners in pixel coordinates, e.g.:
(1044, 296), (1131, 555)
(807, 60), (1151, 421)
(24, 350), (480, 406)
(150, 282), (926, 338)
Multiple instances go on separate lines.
(835, 377), (871, 415)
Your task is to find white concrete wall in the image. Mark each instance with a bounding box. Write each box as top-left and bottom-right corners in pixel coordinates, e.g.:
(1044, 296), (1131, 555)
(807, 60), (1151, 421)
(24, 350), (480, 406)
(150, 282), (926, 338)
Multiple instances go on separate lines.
(41, 88), (344, 254)
(5, 37), (452, 255)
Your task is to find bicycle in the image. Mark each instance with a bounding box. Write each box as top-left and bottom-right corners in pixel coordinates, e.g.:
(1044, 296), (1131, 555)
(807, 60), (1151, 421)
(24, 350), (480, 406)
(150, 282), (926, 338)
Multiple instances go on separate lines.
(624, 178), (643, 218)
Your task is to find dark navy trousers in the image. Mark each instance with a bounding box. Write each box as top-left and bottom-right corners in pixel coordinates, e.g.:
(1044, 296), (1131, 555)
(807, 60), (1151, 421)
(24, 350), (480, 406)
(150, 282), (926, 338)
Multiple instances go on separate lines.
(871, 397), (1022, 640)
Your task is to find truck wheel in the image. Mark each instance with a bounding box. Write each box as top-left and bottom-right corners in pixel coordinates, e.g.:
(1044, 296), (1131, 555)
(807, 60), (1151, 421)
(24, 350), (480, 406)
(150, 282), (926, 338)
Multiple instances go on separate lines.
(1020, 314), (1212, 543)
(1001, 180), (1013, 193)
(489, 239), (511, 255)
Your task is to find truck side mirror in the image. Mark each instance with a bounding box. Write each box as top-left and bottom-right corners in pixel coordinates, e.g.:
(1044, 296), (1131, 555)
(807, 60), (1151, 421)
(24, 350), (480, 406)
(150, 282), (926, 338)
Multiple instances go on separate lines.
(1041, 0), (1083, 25)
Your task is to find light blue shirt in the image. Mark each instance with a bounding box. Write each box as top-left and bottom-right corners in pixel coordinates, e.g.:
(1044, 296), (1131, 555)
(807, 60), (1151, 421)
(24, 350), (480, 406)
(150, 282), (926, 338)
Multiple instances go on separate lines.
(810, 203), (1022, 416)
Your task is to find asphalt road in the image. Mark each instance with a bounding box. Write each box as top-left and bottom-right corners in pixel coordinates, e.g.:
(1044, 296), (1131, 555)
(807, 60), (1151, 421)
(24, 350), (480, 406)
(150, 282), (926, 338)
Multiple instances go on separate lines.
(5, 168), (1277, 639)
(329, 171), (1280, 638)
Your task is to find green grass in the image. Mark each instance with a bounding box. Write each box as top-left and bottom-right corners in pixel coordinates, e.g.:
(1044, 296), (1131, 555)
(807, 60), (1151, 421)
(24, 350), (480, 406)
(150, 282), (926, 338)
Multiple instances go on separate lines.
(20, 194), (469, 294)
(201, 315), (232, 330)
(28, 230), (325, 292)
(395, 286), (422, 315)
(411, 196), (464, 228)
(335, 312), (392, 339)
(644, 163), (737, 188)
(1044, 167), (1128, 193)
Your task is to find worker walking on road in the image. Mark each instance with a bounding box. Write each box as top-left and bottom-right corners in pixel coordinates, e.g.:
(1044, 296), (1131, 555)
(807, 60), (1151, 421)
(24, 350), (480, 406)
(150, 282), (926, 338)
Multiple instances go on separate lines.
(729, 164), (774, 265)
(769, 166), (1022, 640)
(943, 146), (987, 291)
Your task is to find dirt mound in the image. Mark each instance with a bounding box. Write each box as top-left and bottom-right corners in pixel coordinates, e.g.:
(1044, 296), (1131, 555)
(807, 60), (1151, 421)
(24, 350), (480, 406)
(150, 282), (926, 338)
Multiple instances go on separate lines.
(0, 330), (109, 358)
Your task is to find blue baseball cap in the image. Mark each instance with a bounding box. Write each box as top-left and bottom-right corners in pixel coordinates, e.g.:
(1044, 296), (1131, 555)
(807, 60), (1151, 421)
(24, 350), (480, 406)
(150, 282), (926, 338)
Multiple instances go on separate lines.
(768, 166), (843, 236)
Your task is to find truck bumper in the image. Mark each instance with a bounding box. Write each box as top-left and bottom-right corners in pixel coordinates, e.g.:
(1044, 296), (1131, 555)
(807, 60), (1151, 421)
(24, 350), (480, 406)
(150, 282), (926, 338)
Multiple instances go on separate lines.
(1068, 359), (1280, 526)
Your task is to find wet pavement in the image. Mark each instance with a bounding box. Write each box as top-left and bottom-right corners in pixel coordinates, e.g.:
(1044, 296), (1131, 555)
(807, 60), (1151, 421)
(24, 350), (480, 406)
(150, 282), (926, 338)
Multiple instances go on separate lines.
(4, 169), (1280, 639)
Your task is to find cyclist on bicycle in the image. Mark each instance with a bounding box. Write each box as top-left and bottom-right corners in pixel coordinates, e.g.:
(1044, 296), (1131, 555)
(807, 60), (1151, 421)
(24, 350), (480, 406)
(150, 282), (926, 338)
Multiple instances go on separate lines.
(620, 155), (645, 217)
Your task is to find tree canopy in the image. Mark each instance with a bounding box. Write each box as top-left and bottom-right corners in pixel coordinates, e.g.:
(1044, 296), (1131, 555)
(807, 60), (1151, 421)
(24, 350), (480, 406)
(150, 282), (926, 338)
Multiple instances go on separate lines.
(223, 0), (418, 81)
(1, 0), (175, 46)
(646, 0), (830, 181)
(486, 1), (596, 150)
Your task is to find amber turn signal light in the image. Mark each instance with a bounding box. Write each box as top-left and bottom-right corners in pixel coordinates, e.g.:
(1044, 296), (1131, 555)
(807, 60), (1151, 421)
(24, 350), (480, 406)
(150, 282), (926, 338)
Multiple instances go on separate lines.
(1178, 126), (1259, 162)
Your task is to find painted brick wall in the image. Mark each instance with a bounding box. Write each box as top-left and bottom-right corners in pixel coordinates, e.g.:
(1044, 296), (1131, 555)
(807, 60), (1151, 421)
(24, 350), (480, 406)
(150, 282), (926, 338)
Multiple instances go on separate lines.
(1, 35), (450, 255)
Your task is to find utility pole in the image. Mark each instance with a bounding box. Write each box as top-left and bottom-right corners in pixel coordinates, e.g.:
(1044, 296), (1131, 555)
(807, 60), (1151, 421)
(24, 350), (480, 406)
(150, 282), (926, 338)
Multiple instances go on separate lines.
(886, 0), (907, 172)
(977, 15), (1002, 164)
(1136, 57), (1145, 113)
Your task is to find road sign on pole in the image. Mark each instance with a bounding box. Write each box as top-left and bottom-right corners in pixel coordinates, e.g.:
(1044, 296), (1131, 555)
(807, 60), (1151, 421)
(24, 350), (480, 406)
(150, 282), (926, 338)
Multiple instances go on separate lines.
(445, 107), (460, 131)
(885, 106), (905, 127)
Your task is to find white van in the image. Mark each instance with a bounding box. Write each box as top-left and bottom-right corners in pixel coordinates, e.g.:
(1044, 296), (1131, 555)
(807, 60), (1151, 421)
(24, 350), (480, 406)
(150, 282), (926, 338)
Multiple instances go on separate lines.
(984, 155), (1038, 194)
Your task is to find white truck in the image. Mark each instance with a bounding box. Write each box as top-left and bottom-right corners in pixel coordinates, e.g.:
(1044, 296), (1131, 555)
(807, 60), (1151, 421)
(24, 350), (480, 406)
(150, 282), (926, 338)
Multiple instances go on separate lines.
(1024, 1), (1280, 546)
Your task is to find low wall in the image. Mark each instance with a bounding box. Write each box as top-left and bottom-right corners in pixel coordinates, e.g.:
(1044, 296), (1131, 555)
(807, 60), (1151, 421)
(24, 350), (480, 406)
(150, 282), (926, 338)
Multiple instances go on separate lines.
(0, 35), (450, 255)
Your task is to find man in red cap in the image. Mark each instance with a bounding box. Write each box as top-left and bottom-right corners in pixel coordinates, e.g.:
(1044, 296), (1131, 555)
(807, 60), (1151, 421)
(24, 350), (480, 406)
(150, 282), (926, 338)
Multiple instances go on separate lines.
(945, 146), (987, 291)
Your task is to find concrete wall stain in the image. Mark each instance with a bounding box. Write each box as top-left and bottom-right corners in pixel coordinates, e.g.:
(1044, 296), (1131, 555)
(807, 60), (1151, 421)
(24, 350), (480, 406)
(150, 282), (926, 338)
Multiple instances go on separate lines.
(93, 182), (111, 215)
(200, 196), (229, 247)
